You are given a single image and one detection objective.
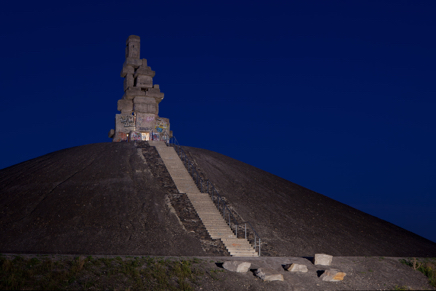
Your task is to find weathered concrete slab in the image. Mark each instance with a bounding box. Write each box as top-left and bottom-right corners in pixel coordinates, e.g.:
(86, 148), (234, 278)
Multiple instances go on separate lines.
(284, 263), (308, 272)
(120, 64), (134, 77)
(124, 58), (142, 68)
(117, 99), (133, 114)
(134, 102), (157, 114)
(222, 261), (251, 273)
(123, 73), (134, 91)
(315, 254), (333, 266)
(136, 113), (156, 132)
(255, 268), (284, 281)
(320, 269), (346, 281)
(115, 114), (135, 133)
(145, 85), (164, 100)
(113, 131), (128, 142)
(135, 75), (153, 88)
(125, 35), (140, 59)
(124, 87), (145, 99)
(134, 66), (155, 78)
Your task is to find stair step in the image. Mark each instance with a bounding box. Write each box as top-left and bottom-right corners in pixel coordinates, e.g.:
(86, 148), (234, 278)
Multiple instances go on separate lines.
(151, 142), (258, 258)
(228, 250), (257, 254)
(226, 246), (256, 250)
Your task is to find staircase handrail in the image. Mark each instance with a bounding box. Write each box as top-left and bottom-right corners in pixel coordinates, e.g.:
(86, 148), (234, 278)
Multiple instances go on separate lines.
(168, 137), (262, 256)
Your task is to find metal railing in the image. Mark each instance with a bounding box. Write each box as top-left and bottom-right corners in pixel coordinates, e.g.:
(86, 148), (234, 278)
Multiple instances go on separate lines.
(168, 137), (261, 256)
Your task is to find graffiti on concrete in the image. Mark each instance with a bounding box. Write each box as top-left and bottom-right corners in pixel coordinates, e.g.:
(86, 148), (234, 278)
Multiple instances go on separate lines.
(139, 127), (153, 131)
(161, 133), (169, 141)
(130, 131), (141, 141)
(120, 115), (135, 127)
(155, 118), (169, 138)
(113, 132), (128, 142)
(151, 132), (160, 141)
(155, 118), (168, 129)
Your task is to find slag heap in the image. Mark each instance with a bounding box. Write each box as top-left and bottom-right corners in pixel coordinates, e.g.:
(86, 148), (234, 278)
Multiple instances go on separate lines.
(109, 35), (171, 142)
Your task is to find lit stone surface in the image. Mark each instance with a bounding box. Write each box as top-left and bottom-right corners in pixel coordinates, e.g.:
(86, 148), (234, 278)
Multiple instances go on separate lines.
(115, 114), (135, 133)
(320, 269), (346, 281)
(255, 268), (284, 281)
(222, 261), (251, 273)
(111, 35), (171, 142)
(285, 263), (308, 273)
(314, 254), (333, 266)
(117, 99), (133, 114)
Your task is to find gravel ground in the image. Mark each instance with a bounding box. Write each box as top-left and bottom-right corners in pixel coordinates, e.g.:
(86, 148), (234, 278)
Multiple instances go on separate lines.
(1, 253), (434, 290)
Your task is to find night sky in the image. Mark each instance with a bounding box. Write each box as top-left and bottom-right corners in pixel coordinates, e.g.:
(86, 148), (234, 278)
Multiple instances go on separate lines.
(1, 1), (435, 243)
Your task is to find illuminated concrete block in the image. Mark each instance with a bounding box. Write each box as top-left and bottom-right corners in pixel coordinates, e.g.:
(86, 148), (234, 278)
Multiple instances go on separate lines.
(124, 87), (145, 100)
(113, 131), (128, 142)
(145, 85), (164, 102)
(115, 114), (135, 133)
(124, 58), (142, 68)
(120, 64), (134, 78)
(123, 74), (134, 91)
(135, 75), (153, 88)
(129, 131), (142, 141)
(125, 35), (140, 59)
(136, 113), (156, 132)
(117, 99), (133, 114)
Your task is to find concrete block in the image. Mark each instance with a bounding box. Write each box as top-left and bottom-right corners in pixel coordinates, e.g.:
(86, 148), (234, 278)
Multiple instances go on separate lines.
(320, 269), (346, 282)
(134, 66), (155, 78)
(129, 131), (142, 141)
(142, 59), (147, 66)
(133, 97), (155, 104)
(284, 263), (308, 273)
(155, 117), (169, 133)
(120, 64), (134, 77)
(222, 261), (251, 273)
(113, 131), (128, 142)
(314, 254), (333, 266)
(124, 58), (142, 68)
(145, 85), (164, 100)
(136, 113), (156, 132)
(254, 268), (284, 281)
(123, 73), (134, 91)
(108, 129), (115, 138)
(125, 35), (140, 59)
(134, 102), (157, 114)
(135, 75), (153, 88)
(124, 87), (145, 99)
(115, 114), (135, 133)
(117, 99), (133, 113)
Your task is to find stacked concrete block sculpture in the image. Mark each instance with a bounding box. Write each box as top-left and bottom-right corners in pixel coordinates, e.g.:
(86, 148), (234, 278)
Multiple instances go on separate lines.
(109, 35), (171, 142)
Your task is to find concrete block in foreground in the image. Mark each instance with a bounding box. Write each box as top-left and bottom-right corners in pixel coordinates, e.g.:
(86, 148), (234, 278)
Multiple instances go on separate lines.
(255, 268), (284, 281)
(320, 269), (346, 281)
(284, 263), (308, 272)
(223, 261), (251, 273)
(314, 253), (333, 266)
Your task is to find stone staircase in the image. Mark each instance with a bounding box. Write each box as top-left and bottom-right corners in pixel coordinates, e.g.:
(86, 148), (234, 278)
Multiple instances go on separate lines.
(149, 140), (258, 257)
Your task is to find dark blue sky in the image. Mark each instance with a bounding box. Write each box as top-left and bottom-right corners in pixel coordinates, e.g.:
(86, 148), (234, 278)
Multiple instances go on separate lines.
(1, 0), (435, 243)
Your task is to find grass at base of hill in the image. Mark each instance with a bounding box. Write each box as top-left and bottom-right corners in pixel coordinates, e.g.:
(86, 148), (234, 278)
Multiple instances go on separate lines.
(400, 257), (436, 288)
(0, 254), (208, 290)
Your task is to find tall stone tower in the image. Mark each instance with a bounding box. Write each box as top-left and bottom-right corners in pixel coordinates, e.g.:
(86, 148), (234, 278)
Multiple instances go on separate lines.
(109, 35), (170, 142)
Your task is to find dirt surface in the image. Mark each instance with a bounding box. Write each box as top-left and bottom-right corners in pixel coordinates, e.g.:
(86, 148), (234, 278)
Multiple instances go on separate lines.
(183, 146), (436, 257)
(0, 142), (205, 256)
(1, 142), (436, 259)
(1, 253), (435, 290)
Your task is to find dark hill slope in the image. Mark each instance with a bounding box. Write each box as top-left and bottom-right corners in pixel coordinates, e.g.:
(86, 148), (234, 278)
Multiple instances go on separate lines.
(183, 146), (436, 257)
(1, 142), (435, 257)
(0, 143), (205, 255)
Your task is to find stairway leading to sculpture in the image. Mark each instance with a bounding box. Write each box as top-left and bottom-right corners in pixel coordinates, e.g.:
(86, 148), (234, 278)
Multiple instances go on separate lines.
(149, 140), (258, 257)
